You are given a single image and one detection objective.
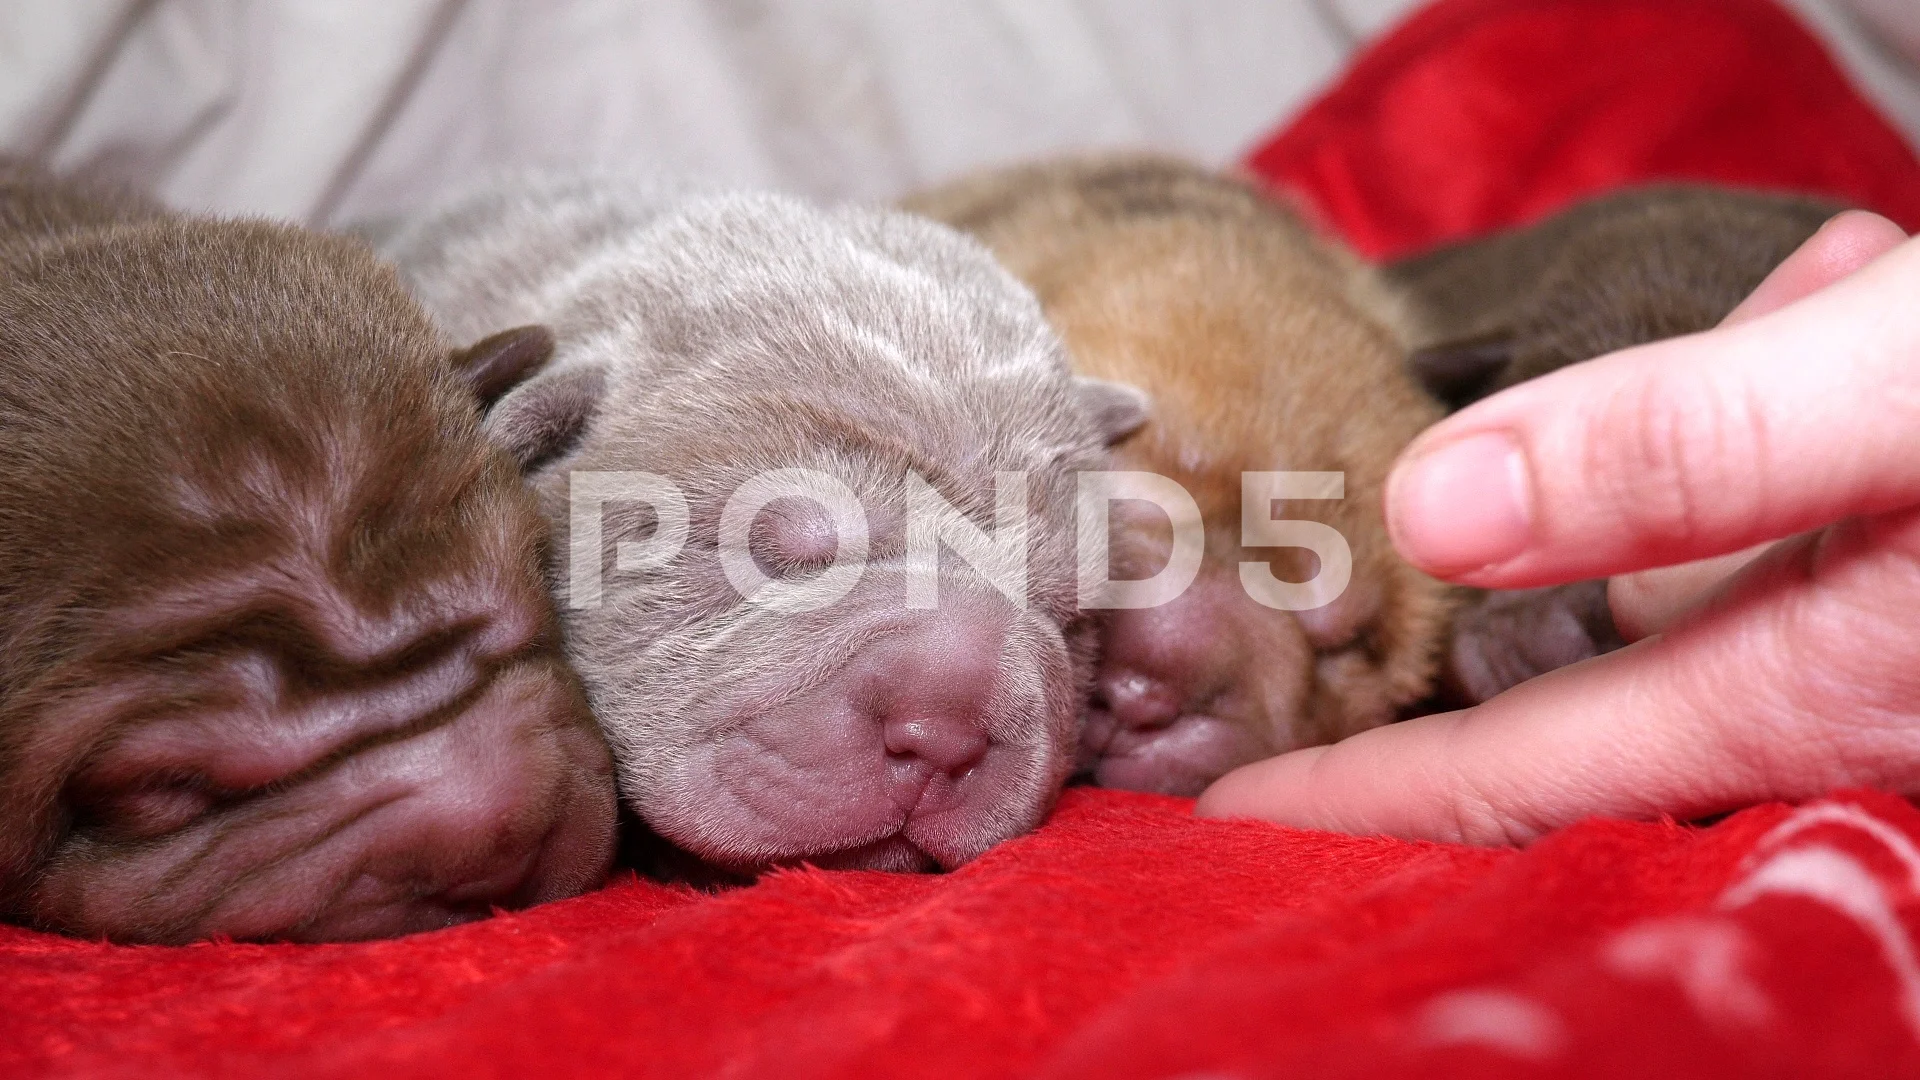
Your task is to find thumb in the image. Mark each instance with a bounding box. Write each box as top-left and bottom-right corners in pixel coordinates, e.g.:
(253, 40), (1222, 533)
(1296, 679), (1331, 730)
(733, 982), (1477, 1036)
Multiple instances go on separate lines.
(1195, 513), (1920, 843)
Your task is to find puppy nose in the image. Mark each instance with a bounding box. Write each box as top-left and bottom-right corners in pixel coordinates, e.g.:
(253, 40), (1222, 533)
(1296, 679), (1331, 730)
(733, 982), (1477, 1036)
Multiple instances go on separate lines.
(862, 615), (1000, 779)
(1095, 668), (1183, 731)
(884, 714), (988, 775)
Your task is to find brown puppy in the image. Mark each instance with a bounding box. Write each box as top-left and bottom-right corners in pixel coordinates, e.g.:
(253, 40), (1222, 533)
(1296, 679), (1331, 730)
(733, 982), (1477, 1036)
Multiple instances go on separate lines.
(1385, 185), (1840, 702)
(0, 160), (616, 943)
(906, 156), (1452, 796)
(1390, 184), (1839, 408)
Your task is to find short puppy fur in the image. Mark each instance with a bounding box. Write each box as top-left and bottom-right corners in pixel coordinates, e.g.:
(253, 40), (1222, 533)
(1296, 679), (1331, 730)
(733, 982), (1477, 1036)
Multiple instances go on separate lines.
(0, 160), (616, 944)
(1390, 184), (1839, 408)
(1386, 184), (1840, 702)
(378, 175), (1145, 872)
(906, 155), (1452, 796)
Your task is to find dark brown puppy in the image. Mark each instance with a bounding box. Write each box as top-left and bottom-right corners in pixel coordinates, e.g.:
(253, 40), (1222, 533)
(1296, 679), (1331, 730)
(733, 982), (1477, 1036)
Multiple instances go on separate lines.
(908, 156), (1452, 796)
(1386, 184), (1841, 702)
(0, 161), (616, 944)
(1390, 185), (1839, 408)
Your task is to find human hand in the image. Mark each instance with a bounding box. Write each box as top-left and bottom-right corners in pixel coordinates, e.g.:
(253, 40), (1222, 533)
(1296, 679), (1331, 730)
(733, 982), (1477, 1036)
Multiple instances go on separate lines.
(1198, 209), (1920, 843)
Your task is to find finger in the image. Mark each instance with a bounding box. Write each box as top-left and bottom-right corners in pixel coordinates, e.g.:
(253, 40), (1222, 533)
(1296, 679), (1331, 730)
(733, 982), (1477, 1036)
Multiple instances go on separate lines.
(1720, 210), (1909, 327)
(1383, 231), (1920, 589)
(1197, 642), (1704, 845)
(1606, 541), (1771, 641)
(1602, 212), (1910, 640)
(1197, 513), (1920, 843)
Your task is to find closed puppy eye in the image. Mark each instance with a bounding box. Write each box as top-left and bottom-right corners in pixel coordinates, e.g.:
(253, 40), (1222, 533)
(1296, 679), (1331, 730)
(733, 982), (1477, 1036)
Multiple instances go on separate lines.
(1291, 574), (1383, 654)
(71, 773), (217, 840)
(1320, 632), (1385, 666)
(748, 498), (843, 577)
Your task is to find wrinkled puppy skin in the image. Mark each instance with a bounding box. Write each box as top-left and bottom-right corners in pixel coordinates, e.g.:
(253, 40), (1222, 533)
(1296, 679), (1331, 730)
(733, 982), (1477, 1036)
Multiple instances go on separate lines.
(906, 155), (1454, 797)
(378, 175), (1144, 873)
(1384, 184), (1840, 703)
(0, 160), (616, 944)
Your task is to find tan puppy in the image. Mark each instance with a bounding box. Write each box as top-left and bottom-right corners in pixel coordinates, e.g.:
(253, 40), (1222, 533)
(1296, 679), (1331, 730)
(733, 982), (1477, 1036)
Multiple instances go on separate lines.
(906, 155), (1451, 796)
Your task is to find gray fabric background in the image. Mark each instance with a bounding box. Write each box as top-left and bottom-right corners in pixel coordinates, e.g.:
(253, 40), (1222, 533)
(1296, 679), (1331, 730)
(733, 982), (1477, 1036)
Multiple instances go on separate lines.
(1, 1), (1913, 226)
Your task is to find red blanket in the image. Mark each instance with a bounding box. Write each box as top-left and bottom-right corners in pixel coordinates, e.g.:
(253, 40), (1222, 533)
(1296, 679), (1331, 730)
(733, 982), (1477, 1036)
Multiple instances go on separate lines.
(9, 1), (1920, 1076)
(1251, 0), (1920, 257)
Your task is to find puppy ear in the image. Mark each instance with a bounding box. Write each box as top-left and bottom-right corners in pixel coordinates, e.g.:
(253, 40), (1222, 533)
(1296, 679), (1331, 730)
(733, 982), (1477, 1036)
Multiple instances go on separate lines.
(486, 364), (607, 473)
(1073, 376), (1152, 445)
(1407, 332), (1513, 411)
(450, 325), (557, 408)
(1440, 581), (1625, 704)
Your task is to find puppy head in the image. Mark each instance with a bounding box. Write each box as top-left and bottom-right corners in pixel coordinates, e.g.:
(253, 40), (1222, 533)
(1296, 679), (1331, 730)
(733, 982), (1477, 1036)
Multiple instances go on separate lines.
(0, 222), (615, 942)
(1399, 186), (1837, 408)
(1036, 215), (1452, 795)
(487, 196), (1138, 870)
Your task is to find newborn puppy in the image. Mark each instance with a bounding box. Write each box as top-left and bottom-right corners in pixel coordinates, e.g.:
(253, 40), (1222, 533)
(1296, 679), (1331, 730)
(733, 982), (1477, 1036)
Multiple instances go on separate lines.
(1389, 184), (1839, 408)
(377, 176), (1144, 872)
(0, 160), (615, 944)
(905, 156), (1453, 796)
(1385, 185), (1840, 702)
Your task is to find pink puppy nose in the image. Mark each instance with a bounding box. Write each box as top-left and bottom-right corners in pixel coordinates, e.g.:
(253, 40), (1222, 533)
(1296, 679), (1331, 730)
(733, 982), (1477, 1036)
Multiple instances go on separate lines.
(884, 716), (989, 775)
(858, 616), (999, 779)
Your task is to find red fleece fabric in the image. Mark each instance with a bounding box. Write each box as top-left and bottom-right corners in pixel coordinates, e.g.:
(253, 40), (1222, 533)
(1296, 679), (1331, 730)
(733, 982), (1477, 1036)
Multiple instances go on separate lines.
(10, 1), (1920, 1076)
(7, 792), (1920, 1077)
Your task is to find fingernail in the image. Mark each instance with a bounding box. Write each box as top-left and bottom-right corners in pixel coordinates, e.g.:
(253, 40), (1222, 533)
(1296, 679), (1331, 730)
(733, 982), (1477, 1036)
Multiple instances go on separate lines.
(1387, 431), (1533, 574)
